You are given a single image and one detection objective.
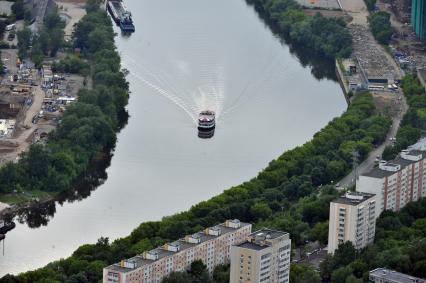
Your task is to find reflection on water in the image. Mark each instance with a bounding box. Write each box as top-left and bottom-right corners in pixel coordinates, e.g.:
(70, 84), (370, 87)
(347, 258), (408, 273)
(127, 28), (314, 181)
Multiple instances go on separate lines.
(4, 151), (113, 229)
(248, 1), (338, 82)
(2, 107), (130, 228)
(198, 129), (215, 139)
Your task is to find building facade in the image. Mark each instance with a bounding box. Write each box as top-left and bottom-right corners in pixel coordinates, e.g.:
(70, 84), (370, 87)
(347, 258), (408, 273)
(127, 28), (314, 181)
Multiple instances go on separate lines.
(370, 268), (426, 283)
(412, 0), (426, 41)
(103, 219), (251, 283)
(328, 192), (377, 254)
(229, 229), (291, 283)
(357, 148), (426, 217)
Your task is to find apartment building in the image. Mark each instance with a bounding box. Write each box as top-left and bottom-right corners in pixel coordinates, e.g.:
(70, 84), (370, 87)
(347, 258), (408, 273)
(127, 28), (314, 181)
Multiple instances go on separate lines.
(357, 147), (426, 217)
(103, 219), (252, 283)
(370, 268), (426, 283)
(412, 0), (426, 41)
(328, 192), (377, 254)
(229, 229), (291, 283)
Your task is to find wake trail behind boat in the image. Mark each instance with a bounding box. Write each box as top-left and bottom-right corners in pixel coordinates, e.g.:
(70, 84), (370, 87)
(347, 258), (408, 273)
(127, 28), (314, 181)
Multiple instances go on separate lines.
(122, 49), (291, 125)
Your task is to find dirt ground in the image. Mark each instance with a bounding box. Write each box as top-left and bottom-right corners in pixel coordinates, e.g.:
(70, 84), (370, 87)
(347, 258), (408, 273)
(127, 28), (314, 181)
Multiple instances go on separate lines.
(340, 0), (369, 25)
(371, 91), (404, 116)
(56, 0), (86, 39)
(303, 9), (347, 18)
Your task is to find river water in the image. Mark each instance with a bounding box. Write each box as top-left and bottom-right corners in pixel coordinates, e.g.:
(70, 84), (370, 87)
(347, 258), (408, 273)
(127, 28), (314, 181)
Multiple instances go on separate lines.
(0, 0), (346, 276)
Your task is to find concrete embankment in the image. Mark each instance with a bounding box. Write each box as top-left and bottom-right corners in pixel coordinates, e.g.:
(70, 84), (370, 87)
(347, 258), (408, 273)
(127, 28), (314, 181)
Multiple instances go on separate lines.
(335, 59), (351, 104)
(0, 202), (10, 215)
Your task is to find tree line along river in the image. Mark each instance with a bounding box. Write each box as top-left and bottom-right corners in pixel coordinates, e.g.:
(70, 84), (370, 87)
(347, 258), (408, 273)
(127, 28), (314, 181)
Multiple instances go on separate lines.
(0, 0), (346, 276)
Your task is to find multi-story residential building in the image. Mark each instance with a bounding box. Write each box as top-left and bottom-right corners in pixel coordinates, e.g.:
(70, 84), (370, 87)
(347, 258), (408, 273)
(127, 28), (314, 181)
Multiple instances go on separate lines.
(357, 148), (426, 217)
(229, 229), (291, 283)
(369, 268), (426, 283)
(412, 0), (426, 41)
(103, 219), (251, 283)
(328, 192), (377, 254)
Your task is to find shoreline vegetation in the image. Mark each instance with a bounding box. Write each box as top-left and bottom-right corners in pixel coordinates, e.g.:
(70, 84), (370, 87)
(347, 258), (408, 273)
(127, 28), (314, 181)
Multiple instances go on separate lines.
(382, 74), (425, 160)
(245, 0), (352, 59)
(0, 0), (397, 282)
(0, 0), (129, 207)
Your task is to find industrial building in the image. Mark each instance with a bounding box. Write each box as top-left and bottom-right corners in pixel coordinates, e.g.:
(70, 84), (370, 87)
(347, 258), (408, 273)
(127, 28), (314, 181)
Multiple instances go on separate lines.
(229, 229), (291, 283)
(412, 0), (426, 41)
(327, 192), (377, 254)
(103, 219), (252, 283)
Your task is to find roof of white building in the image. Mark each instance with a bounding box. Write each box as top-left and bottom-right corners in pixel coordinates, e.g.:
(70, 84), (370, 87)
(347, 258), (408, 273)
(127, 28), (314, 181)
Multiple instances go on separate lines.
(370, 268), (426, 283)
(362, 149), (426, 179)
(235, 229), (290, 251)
(408, 137), (426, 151)
(106, 220), (251, 274)
(332, 191), (375, 205)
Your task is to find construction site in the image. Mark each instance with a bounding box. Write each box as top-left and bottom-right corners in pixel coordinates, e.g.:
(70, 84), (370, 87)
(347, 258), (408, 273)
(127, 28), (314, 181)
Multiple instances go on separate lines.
(297, 0), (407, 119)
(0, 0), (86, 167)
(0, 48), (84, 165)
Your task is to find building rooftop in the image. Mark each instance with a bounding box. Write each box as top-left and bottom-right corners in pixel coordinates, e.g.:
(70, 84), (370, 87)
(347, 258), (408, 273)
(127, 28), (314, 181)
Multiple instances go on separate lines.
(234, 229), (289, 251)
(105, 220), (251, 274)
(370, 268), (426, 283)
(236, 241), (269, 251)
(332, 192), (376, 206)
(408, 137), (426, 151)
(362, 148), (426, 179)
(250, 229), (288, 240)
(363, 166), (396, 178)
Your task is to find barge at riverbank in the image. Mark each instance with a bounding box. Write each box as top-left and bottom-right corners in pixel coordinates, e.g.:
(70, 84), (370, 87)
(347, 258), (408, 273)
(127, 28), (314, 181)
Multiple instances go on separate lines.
(107, 0), (135, 32)
(0, 220), (15, 234)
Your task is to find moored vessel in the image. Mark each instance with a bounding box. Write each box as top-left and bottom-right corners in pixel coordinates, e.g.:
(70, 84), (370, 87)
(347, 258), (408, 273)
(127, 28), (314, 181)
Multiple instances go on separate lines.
(119, 11), (135, 32)
(107, 0), (135, 33)
(0, 220), (15, 234)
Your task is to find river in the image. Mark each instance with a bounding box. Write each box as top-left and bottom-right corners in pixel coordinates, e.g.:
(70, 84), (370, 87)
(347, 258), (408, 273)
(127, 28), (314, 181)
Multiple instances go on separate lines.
(0, 0), (346, 276)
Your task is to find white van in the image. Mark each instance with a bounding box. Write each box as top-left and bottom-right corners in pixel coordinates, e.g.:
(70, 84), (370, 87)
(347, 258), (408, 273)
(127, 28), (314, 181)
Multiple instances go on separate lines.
(5, 24), (16, 31)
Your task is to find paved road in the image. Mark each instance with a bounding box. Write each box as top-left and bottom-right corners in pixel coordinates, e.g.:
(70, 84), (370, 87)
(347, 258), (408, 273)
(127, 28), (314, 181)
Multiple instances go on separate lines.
(23, 85), (44, 127)
(338, 91), (408, 189)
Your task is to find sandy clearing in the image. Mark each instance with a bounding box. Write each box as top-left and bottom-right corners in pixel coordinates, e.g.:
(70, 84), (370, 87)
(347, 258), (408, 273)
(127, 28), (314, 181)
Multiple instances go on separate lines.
(56, 0), (87, 38)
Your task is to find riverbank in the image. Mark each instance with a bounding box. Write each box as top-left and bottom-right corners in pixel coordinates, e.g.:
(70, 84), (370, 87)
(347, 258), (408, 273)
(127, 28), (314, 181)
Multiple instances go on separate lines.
(0, 0), (129, 207)
(0, 201), (9, 215)
(245, 0), (352, 59)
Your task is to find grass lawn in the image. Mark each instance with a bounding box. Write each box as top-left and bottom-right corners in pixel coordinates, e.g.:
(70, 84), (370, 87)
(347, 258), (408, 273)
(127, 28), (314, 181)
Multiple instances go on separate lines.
(0, 190), (56, 206)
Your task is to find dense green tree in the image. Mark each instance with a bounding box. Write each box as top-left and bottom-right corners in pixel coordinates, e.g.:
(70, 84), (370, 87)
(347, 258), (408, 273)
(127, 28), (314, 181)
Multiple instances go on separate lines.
(11, 0), (25, 20)
(162, 272), (192, 283)
(364, 0), (376, 11)
(17, 27), (31, 58)
(331, 266), (353, 283)
(345, 274), (363, 283)
(189, 260), (209, 281)
(250, 202), (273, 220)
(309, 221), (329, 244)
(290, 264), (321, 283)
(246, 0), (352, 58)
(368, 11), (393, 45)
(212, 265), (229, 283)
(334, 242), (357, 266)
